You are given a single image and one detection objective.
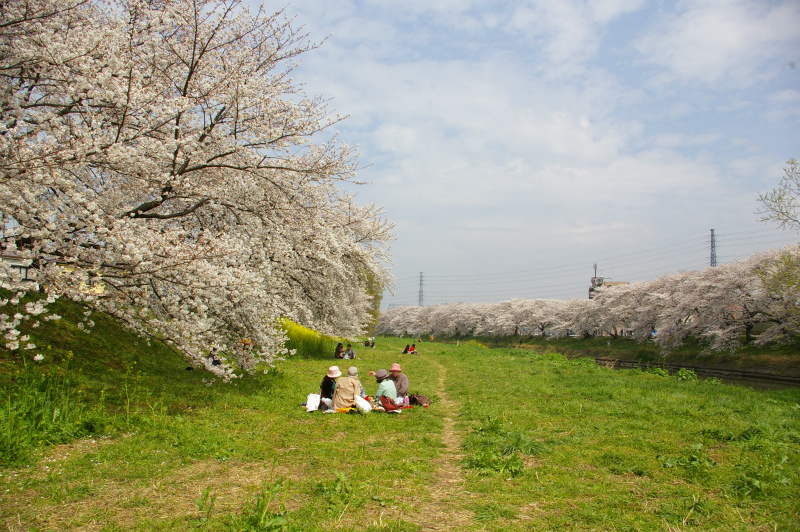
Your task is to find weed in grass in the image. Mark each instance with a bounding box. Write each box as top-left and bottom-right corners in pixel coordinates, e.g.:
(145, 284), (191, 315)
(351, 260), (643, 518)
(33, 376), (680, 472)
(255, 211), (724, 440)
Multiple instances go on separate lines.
(195, 486), (217, 526)
(228, 477), (290, 531)
(674, 368), (698, 382)
(646, 367), (670, 377)
(730, 454), (792, 498)
(314, 471), (370, 514)
(464, 449), (525, 477)
(658, 443), (717, 482)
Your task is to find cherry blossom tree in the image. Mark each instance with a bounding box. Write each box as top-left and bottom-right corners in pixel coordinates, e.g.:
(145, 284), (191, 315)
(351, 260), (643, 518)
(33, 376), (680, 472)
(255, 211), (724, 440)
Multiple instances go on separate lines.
(377, 247), (798, 353)
(756, 248), (800, 344)
(757, 158), (800, 334)
(1, 0), (393, 379)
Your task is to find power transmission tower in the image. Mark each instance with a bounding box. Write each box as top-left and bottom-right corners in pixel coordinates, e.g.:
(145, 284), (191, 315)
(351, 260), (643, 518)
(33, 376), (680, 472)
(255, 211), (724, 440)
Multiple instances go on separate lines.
(418, 272), (424, 307)
(710, 229), (717, 267)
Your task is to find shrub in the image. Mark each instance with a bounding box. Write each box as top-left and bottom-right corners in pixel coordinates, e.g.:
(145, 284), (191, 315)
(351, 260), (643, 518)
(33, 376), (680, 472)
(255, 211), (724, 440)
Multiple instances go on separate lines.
(674, 368), (698, 382)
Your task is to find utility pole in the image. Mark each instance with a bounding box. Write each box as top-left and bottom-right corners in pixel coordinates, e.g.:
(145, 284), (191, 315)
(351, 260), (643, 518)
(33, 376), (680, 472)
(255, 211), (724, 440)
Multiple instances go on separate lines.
(589, 263), (603, 299)
(710, 229), (717, 267)
(418, 272), (424, 307)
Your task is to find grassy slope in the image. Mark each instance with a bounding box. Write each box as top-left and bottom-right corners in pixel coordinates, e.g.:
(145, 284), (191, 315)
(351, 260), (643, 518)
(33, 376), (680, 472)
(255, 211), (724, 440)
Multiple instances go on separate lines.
(1, 299), (799, 531)
(465, 334), (800, 377)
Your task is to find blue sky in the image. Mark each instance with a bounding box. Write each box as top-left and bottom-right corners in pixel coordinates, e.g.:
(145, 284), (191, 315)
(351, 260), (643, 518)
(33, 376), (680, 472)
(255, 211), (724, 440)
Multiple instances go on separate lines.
(262, 0), (800, 305)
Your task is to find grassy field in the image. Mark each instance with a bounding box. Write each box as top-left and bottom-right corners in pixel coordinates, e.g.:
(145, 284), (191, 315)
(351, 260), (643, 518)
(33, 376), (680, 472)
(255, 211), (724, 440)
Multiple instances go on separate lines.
(1, 300), (799, 531)
(465, 334), (800, 377)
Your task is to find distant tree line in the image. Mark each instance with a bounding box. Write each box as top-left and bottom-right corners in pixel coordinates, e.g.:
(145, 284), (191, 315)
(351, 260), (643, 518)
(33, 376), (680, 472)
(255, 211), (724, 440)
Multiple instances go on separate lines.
(377, 246), (800, 353)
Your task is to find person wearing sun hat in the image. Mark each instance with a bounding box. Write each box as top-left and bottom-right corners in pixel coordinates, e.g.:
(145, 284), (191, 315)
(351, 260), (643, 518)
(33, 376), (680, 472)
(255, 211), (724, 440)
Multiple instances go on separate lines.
(318, 366), (341, 411)
(388, 363), (409, 403)
(332, 366), (363, 411)
(372, 368), (397, 403)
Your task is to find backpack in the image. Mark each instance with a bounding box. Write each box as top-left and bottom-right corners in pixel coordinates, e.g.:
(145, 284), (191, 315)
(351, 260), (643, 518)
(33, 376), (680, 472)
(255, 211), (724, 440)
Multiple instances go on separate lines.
(408, 394), (431, 406)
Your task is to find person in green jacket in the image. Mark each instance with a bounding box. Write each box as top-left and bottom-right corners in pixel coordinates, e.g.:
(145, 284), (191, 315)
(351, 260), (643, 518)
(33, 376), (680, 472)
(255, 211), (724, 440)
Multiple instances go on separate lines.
(372, 369), (397, 402)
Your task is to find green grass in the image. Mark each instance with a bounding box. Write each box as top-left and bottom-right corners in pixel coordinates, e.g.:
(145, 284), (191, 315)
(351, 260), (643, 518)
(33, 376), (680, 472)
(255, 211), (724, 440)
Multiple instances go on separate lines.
(462, 333), (800, 375)
(1, 297), (799, 530)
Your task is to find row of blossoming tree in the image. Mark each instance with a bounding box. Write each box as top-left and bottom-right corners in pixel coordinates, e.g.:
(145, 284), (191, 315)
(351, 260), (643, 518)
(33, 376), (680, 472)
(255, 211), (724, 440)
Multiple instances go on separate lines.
(1, 0), (393, 379)
(377, 246), (800, 354)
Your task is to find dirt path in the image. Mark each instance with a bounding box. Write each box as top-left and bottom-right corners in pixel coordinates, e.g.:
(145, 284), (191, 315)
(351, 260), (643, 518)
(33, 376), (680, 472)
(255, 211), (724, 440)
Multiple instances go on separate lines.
(410, 357), (474, 531)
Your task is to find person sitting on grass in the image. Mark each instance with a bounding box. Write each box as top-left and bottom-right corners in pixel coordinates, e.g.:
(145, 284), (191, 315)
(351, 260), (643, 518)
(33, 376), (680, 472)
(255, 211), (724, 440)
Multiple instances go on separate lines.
(334, 342), (344, 359)
(402, 344), (410, 354)
(388, 363), (409, 404)
(318, 366), (340, 411)
(344, 343), (356, 359)
(332, 366), (363, 412)
(408, 344), (418, 354)
(372, 369), (397, 407)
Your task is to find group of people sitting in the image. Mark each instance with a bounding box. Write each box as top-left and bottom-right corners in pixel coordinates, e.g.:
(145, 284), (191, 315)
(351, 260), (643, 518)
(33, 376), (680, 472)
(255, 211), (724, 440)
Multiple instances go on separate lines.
(316, 362), (409, 413)
(334, 342), (357, 359)
(401, 343), (418, 354)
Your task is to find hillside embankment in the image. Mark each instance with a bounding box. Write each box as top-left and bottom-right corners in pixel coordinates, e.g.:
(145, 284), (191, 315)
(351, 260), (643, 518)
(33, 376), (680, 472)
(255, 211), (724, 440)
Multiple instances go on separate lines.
(435, 335), (800, 387)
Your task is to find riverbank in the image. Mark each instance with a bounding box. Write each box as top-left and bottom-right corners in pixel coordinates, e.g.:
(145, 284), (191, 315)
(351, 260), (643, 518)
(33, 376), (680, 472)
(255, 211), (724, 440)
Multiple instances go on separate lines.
(435, 335), (800, 385)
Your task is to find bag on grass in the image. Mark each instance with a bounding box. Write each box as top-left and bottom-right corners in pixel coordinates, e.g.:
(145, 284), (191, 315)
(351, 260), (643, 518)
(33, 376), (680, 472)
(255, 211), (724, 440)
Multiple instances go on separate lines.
(354, 395), (372, 413)
(408, 394), (431, 406)
(379, 395), (400, 412)
(306, 393), (321, 412)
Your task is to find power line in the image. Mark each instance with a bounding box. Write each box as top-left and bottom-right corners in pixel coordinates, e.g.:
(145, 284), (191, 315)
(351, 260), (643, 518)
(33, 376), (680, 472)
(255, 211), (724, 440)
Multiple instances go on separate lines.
(384, 228), (799, 306)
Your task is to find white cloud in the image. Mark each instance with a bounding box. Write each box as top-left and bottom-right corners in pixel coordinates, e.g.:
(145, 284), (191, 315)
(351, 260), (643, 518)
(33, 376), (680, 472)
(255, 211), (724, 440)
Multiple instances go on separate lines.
(260, 0), (800, 303)
(634, 0), (800, 86)
(588, 0), (647, 23)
